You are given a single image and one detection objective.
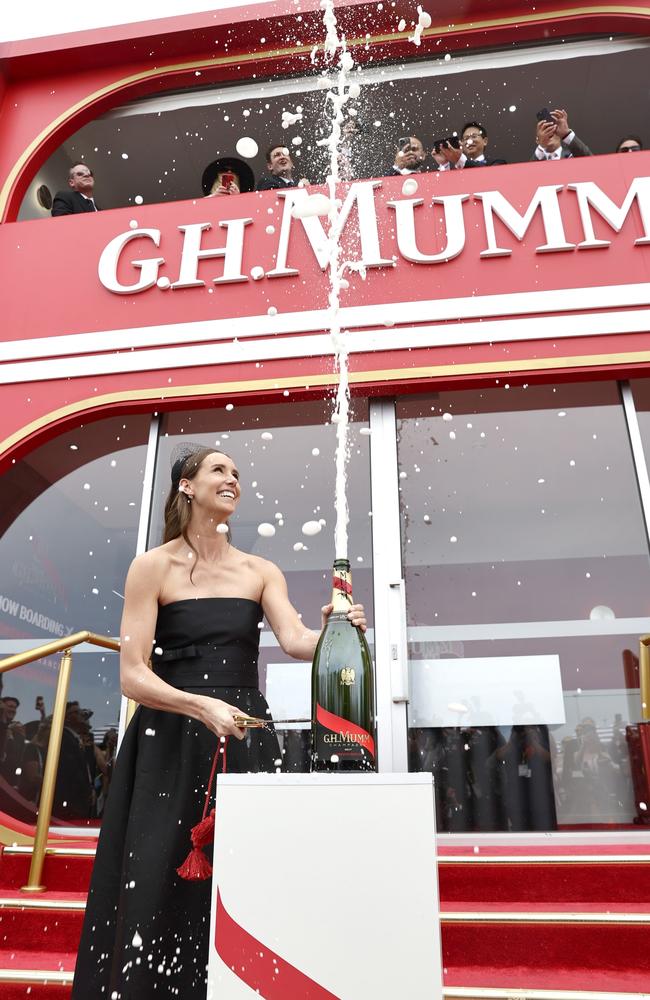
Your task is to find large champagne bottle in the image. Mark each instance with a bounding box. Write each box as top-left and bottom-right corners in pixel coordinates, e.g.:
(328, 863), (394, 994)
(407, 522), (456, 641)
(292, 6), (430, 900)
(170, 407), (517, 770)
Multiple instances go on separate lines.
(311, 559), (376, 771)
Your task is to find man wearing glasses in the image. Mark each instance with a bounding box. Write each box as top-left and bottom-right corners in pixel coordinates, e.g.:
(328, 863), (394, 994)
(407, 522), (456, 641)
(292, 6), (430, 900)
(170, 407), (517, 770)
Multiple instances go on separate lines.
(433, 121), (507, 169)
(51, 163), (100, 216)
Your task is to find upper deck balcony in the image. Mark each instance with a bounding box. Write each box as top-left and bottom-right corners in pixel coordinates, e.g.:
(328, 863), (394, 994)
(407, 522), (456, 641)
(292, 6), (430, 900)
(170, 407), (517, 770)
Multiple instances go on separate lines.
(1, 7), (650, 464)
(10, 32), (650, 225)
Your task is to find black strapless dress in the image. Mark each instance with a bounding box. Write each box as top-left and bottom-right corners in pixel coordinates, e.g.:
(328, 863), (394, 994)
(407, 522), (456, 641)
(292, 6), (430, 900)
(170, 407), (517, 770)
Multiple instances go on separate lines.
(72, 598), (281, 999)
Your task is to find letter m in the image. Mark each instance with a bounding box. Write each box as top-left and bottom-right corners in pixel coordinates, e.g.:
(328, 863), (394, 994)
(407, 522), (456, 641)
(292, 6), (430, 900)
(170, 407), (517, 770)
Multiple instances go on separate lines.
(569, 178), (650, 248)
(477, 185), (575, 257)
(267, 181), (392, 277)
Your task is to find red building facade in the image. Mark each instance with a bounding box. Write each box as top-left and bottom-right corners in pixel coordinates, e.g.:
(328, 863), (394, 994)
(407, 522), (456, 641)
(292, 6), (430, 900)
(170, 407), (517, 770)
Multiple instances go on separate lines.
(2, 0), (650, 836)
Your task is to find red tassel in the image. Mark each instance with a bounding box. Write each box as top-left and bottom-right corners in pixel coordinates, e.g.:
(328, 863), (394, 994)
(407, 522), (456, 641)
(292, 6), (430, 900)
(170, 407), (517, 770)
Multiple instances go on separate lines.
(191, 808), (215, 849)
(177, 737), (229, 882)
(176, 846), (213, 881)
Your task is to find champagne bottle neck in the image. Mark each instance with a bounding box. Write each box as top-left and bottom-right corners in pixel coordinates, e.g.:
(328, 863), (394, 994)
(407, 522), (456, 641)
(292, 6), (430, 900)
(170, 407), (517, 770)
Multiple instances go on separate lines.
(331, 561), (353, 615)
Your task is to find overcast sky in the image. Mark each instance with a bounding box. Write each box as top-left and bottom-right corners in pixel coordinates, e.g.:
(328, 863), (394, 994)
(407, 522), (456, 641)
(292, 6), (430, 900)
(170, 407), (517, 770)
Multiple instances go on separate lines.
(0, 1), (273, 43)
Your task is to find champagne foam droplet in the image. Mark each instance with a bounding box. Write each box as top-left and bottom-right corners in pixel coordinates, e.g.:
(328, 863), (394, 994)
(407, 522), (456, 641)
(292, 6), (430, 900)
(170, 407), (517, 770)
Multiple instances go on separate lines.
(236, 137), (259, 158)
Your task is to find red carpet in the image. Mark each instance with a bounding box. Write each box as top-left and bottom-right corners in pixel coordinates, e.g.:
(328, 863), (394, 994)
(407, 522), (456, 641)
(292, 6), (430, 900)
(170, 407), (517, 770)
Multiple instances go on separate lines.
(0, 839), (649, 996)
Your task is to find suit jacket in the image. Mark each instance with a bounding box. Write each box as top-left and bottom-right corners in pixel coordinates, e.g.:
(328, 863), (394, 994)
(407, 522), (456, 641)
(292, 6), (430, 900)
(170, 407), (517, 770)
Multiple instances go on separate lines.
(464, 156), (507, 167)
(430, 156), (506, 172)
(386, 166), (428, 177)
(51, 190), (100, 216)
(255, 174), (299, 191)
(531, 133), (593, 161)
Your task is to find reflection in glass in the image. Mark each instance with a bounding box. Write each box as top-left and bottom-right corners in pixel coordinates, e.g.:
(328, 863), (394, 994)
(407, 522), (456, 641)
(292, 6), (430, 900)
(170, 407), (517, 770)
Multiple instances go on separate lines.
(397, 384), (650, 830)
(0, 415), (149, 825)
(150, 399), (374, 772)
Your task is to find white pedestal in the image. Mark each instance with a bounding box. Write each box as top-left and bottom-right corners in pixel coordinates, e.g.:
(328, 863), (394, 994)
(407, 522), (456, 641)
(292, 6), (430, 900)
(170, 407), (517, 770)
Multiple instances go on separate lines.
(207, 773), (443, 999)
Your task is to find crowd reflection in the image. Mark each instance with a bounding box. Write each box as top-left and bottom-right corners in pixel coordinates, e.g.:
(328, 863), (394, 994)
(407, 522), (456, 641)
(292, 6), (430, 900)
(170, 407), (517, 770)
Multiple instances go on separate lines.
(409, 717), (636, 831)
(0, 694), (119, 823)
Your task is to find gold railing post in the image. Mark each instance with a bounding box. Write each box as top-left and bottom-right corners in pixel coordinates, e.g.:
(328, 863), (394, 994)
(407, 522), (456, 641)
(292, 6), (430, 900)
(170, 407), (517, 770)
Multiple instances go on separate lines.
(21, 647), (74, 893)
(639, 635), (650, 722)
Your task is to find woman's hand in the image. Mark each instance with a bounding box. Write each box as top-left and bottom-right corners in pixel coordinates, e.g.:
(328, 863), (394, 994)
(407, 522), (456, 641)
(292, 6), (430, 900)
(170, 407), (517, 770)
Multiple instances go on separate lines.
(321, 602), (367, 632)
(197, 697), (247, 740)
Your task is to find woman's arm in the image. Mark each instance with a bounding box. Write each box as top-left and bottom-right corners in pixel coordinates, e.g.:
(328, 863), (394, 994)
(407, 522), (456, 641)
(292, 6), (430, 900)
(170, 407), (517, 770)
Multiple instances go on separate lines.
(120, 553), (245, 739)
(260, 561), (366, 661)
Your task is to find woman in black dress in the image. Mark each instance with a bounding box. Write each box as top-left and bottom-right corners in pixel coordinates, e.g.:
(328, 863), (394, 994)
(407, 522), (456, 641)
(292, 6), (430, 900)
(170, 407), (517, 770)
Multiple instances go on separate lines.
(72, 445), (366, 998)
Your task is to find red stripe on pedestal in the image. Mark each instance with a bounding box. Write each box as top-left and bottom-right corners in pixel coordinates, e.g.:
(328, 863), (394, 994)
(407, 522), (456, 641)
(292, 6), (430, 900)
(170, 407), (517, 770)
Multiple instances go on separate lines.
(215, 890), (340, 998)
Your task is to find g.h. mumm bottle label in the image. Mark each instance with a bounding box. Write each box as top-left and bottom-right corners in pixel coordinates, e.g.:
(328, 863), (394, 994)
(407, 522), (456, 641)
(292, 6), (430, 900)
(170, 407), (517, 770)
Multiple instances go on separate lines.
(315, 704), (376, 765)
(311, 559), (377, 772)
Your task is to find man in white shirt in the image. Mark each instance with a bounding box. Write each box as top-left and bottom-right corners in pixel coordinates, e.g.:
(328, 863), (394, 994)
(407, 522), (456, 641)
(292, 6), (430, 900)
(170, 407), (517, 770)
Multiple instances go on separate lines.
(532, 109), (592, 161)
(386, 136), (428, 176)
(433, 121), (507, 170)
(51, 163), (100, 215)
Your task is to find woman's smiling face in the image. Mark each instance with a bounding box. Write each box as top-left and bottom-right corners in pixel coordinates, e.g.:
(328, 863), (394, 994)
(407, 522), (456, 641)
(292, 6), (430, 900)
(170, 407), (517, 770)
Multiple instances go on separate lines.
(181, 452), (241, 514)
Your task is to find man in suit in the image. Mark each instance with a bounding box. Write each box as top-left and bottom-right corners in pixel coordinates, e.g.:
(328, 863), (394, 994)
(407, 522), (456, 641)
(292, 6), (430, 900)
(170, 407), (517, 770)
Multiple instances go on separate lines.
(51, 163), (100, 215)
(433, 121), (507, 170)
(532, 109), (592, 160)
(256, 144), (308, 191)
(386, 135), (428, 176)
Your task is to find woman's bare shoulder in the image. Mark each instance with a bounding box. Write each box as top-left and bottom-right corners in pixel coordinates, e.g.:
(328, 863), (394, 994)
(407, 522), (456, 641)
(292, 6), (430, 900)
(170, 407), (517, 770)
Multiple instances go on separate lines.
(127, 542), (177, 583)
(230, 546), (274, 572)
(231, 548), (284, 584)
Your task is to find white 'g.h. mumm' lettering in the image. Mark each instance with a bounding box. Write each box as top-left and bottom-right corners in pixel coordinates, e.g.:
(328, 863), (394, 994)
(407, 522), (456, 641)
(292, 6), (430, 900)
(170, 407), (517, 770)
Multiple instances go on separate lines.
(97, 177), (650, 294)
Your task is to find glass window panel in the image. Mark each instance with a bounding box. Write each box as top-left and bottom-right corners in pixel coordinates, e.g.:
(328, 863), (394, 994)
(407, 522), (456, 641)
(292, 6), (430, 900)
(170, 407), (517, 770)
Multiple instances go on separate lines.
(150, 399), (373, 772)
(0, 415), (150, 825)
(407, 634), (641, 831)
(630, 378), (650, 473)
(396, 383), (650, 830)
(397, 382), (650, 626)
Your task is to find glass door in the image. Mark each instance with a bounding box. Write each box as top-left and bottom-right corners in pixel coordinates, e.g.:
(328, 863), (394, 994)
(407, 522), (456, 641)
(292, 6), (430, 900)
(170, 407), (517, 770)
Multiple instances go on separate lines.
(394, 382), (650, 831)
(147, 398), (374, 772)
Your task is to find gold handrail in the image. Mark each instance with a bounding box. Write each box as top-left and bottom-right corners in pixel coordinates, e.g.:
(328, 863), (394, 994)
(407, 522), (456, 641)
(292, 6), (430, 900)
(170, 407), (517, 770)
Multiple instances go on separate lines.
(0, 631), (120, 892)
(639, 635), (650, 722)
(0, 631), (120, 672)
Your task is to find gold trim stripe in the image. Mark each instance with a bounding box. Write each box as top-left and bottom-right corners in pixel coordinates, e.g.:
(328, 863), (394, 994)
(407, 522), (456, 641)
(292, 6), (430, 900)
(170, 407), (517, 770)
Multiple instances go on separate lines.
(0, 896), (85, 910)
(0, 971), (73, 984)
(2, 348), (650, 461)
(443, 910), (650, 924)
(2, 5), (649, 219)
(3, 844), (96, 856)
(444, 990), (650, 999)
(440, 854), (650, 864)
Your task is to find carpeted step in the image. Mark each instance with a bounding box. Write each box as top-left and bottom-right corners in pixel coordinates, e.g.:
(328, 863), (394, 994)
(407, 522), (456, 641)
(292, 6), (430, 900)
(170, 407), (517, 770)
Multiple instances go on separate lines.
(0, 986), (71, 999)
(439, 857), (650, 904)
(0, 899), (84, 952)
(442, 913), (650, 990)
(0, 849), (95, 894)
